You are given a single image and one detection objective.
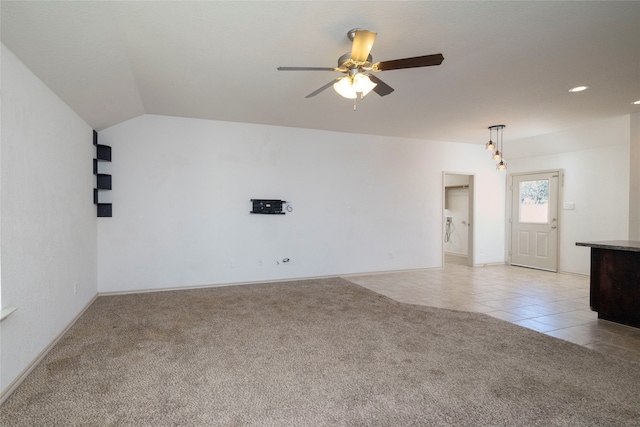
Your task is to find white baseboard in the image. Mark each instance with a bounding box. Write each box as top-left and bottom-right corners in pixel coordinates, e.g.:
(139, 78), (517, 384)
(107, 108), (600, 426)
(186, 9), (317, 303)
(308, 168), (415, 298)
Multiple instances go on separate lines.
(98, 267), (444, 297)
(444, 252), (468, 258)
(0, 294), (98, 405)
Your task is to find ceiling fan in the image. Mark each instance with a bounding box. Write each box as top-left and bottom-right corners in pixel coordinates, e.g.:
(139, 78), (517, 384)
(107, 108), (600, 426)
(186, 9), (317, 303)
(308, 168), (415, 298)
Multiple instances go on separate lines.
(277, 29), (444, 104)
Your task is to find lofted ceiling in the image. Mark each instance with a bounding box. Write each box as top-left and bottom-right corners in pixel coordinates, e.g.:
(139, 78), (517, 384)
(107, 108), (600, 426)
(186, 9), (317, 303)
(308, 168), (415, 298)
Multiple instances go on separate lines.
(1, 1), (639, 145)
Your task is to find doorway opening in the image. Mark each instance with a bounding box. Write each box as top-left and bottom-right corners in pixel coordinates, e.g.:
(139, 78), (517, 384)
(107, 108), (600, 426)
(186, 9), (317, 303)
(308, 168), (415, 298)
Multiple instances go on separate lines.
(443, 173), (475, 267)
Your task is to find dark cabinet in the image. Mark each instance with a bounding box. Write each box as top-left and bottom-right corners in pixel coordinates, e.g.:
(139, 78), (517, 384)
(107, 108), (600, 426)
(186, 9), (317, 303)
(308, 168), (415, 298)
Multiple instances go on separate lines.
(576, 241), (640, 328)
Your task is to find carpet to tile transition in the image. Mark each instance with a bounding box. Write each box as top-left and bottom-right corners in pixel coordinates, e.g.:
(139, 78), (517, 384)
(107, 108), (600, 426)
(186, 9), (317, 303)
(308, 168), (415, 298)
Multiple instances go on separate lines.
(2, 277), (640, 426)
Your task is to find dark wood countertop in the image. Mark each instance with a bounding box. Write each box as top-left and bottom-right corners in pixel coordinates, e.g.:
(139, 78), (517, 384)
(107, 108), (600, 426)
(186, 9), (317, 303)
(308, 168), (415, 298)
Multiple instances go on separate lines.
(576, 240), (640, 252)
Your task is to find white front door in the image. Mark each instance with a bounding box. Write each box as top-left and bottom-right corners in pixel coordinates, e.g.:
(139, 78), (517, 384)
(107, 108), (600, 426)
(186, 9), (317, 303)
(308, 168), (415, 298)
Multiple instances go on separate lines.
(510, 171), (559, 272)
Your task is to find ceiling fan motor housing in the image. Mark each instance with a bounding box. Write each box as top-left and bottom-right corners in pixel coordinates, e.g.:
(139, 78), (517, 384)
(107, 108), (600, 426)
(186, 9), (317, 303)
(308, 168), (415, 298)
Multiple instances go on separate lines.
(337, 52), (372, 70)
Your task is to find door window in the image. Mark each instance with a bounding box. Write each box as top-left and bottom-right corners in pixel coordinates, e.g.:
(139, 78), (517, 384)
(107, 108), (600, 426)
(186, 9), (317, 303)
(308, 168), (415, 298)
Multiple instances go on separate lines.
(518, 179), (549, 224)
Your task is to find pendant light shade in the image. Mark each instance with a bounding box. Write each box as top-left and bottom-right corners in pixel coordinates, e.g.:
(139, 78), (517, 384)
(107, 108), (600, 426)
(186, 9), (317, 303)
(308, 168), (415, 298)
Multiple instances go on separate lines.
(485, 127), (495, 151)
(486, 140), (495, 151)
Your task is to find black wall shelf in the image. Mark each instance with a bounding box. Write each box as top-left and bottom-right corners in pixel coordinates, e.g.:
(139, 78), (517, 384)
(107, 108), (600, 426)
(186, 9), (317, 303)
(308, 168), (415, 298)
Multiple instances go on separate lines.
(96, 173), (112, 190)
(97, 203), (112, 217)
(96, 144), (111, 161)
(93, 130), (112, 217)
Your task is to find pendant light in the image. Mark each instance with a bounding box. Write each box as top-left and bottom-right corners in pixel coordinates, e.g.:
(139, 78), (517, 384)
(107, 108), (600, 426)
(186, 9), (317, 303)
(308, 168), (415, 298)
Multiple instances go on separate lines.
(485, 127), (495, 151)
(492, 125), (502, 161)
(486, 125), (506, 170)
(496, 125), (507, 170)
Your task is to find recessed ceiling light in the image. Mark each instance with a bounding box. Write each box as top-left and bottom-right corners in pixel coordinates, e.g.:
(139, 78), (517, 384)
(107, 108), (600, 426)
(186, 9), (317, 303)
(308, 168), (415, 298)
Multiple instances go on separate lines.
(568, 86), (589, 93)
(633, 100), (640, 105)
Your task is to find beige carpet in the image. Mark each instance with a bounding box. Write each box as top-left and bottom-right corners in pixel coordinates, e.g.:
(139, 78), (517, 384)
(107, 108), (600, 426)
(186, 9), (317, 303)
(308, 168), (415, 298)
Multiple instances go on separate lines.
(2, 277), (640, 426)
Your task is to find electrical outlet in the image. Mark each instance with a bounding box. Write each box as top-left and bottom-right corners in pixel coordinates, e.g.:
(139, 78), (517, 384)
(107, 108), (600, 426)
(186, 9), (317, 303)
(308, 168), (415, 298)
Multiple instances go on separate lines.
(229, 260), (234, 268)
(73, 284), (78, 295)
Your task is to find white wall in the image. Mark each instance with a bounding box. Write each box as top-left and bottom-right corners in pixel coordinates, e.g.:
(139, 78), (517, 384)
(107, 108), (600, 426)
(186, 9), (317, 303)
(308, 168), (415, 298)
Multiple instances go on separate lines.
(97, 115), (506, 293)
(0, 45), (97, 397)
(507, 116), (631, 275)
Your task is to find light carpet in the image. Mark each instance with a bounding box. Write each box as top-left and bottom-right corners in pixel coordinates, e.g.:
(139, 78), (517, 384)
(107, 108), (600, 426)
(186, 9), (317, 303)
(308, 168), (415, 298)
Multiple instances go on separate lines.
(2, 277), (640, 426)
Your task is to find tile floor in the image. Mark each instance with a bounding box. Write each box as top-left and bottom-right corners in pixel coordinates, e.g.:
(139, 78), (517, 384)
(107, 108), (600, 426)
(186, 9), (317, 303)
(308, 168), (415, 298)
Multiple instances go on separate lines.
(346, 254), (640, 364)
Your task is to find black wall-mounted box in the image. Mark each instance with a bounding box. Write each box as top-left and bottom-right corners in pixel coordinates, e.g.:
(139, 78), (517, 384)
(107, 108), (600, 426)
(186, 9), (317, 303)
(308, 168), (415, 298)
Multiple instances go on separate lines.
(250, 199), (285, 215)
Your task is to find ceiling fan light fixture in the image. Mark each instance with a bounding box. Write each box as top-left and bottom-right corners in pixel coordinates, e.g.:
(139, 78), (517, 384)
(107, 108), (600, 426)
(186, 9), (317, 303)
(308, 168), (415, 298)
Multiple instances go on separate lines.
(352, 73), (377, 96)
(333, 73), (377, 99)
(279, 29), (443, 100)
(333, 76), (357, 99)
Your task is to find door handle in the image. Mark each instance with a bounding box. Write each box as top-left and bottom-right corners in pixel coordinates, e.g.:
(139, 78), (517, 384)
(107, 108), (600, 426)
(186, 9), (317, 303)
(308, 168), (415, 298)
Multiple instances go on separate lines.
(551, 225), (557, 229)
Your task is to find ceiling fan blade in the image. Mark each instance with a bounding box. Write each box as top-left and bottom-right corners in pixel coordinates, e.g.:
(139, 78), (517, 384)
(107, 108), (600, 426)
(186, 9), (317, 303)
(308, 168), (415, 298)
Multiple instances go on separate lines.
(278, 66), (337, 71)
(350, 30), (377, 63)
(305, 78), (342, 98)
(374, 53), (444, 72)
(367, 75), (394, 97)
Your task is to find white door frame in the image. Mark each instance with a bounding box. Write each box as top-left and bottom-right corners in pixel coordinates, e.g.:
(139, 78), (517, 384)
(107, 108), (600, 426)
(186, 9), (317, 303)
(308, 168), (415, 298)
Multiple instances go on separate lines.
(442, 172), (475, 267)
(506, 169), (563, 271)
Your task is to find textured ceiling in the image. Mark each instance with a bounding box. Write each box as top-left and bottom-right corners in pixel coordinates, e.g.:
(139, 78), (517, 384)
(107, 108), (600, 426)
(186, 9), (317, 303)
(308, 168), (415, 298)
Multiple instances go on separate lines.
(2, 1), (639, 145)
